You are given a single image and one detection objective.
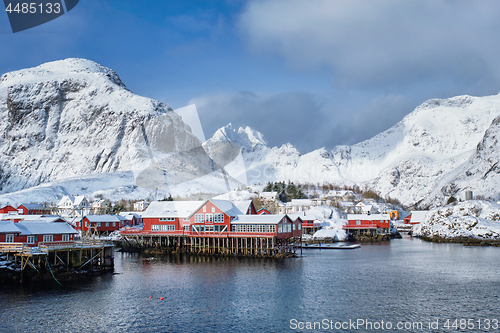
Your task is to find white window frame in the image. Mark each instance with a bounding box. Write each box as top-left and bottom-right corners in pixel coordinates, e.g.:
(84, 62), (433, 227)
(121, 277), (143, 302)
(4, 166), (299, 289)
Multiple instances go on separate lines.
(96, 222), (101, 227)
(43, 235), (53, 243)
(195, 214), (204, 223)
(205, 214), (213, 223)
(105, 222), (109, 227)
(356, 220), (361, 225)
(62, 234), (69, 242)
(27, 236), (35, 244)
(6, 234), (14, 243)
(214, 213), (224, 223)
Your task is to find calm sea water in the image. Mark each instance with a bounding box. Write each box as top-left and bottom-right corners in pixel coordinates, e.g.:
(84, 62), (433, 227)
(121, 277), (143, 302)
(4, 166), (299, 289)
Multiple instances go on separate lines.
(0, 236), (499, 333)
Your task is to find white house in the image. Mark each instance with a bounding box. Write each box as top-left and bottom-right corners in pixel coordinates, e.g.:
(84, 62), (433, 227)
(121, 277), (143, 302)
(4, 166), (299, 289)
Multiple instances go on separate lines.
(134, 200), (150, 212)
(57, 195), (91, 217)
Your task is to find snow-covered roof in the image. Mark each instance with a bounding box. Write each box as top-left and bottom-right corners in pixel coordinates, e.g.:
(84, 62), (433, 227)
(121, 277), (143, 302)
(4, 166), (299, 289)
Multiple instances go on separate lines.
(288, 212), (312, 221)
(347, 214), (391, 220)
(259, 192), (277, 198)
(118, 212), (143, 218)
(17, 216), (67, 223)
(234, 200), (253, 214)
(0, 222), (21, 233)
(17, 221), (77, 235)
(58, 195), (88, 207)
(209, 199), (244, 216)
(231, 214), (286, 224)
(84, 215), (122, 222)
(286, 199), (313, 207)
(410, 211), (428, 223)
(19, 203), (46, 210)
(144, 201), (204, 218)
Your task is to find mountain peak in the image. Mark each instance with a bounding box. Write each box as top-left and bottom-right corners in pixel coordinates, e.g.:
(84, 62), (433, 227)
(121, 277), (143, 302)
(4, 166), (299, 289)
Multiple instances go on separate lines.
(209, 123), (268, 152)
(0, 58), (125, 88)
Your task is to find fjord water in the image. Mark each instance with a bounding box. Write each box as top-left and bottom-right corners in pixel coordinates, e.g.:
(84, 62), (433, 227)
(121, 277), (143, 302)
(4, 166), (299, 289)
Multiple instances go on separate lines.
(1, 236), (499, 333)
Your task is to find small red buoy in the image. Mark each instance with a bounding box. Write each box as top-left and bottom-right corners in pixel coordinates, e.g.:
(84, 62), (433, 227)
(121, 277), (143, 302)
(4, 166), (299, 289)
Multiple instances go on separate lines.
(149, 296), (152, 299)
(160, 297), (164, 300)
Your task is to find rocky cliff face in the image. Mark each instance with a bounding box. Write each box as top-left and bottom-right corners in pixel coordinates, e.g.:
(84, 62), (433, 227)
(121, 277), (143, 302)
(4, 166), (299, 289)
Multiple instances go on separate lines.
(0, 58), (200, 193)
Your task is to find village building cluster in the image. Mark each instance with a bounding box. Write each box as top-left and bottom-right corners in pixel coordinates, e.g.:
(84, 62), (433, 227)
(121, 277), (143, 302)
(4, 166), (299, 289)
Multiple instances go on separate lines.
(0, 187), (428, 249)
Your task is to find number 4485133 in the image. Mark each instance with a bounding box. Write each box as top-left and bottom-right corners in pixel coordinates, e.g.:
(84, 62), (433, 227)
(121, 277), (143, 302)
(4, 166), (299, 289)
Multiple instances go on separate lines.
(444, 319), (499, 330)
(5, 2), (61, 14)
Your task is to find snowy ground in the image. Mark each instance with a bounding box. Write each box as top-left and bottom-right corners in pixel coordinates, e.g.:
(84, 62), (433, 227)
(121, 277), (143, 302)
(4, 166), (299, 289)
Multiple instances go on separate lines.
(412, 200), (500, 240)
(298, 206), (347, 241)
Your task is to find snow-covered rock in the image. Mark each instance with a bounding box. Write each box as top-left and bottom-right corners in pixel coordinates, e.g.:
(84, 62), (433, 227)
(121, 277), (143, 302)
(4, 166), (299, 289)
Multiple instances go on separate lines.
(412, 200), (500, 240)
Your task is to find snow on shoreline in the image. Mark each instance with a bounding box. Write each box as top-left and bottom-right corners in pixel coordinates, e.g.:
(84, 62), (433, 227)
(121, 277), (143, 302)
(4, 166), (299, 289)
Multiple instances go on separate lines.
(412, 200), (500, 240)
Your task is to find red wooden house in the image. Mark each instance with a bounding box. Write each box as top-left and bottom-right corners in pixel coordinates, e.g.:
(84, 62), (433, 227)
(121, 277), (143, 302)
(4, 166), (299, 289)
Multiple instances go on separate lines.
(187, 199), (244, 234)
(0, 219), (77, 247)
(257, 208), (271, 215)
(0, 205), (18, 214)
(77, 215), (124, 235)
(343, 214), (391, 237)
(230, 214), (301, 239)
(403, 214), (412, 224)
(17, 203), (52, 215)
(142, 201), (204, 233)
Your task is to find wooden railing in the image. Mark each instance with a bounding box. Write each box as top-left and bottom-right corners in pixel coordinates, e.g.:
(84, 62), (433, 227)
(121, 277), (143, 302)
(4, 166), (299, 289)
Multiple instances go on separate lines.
(0, 240), (113, 255)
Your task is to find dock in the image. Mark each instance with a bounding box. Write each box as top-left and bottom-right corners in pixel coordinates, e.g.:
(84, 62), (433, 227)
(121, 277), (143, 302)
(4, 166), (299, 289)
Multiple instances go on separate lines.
(119, 231), (300, 258)
(0, 240), (114, 283)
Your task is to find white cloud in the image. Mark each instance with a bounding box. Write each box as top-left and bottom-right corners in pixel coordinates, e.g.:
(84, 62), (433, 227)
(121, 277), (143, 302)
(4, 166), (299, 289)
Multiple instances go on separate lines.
(239, 0), (500, 89)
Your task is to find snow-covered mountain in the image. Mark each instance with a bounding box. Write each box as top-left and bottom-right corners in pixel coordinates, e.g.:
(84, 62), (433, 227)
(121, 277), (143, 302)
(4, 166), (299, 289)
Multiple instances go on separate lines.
(208, 95), (500, 207)
(0, 58), (208, 200)
(1, 58), (500, 208)
(206, 124), (347, 185)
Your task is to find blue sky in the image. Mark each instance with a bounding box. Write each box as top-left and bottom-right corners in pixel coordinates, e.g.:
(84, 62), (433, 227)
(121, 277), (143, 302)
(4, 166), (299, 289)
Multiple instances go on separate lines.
(2, 0), (500, 152)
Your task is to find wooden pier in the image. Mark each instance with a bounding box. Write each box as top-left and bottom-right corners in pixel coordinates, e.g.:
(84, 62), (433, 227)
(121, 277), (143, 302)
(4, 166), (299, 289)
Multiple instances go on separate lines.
(120, 231), (299, 258)
(0, 240), (114, 283)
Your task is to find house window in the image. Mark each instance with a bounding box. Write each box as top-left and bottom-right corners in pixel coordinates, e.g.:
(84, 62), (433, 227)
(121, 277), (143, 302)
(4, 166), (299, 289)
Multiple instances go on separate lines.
(43, 235), (53, 243)
(159, 217), (175, 221)
(247, 225), (255, 232)
(113, 222), (116, 227)
(256, 225), (266, 233)
(293, 224), (296, 230)
(105, 222), (109, 227)
(214, 213), (224, 223)
(62, 234), (69, 242)
(96, 222), (101, 227)
(206, 225), (215, 232)
(6, 234), (14, 243)
(211, 207), (215, 213)
(268, 225), (276, 233)
(151, 225), (175, 232)
(195, 214), (204, 223)
(356, 220), (361, 225)
(278, 225), (282, 233)
(183, 225), (190, 231)
(205, 214), (213, 223)
(203, 206), (206, 212)
(27, 236), (35, 244)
